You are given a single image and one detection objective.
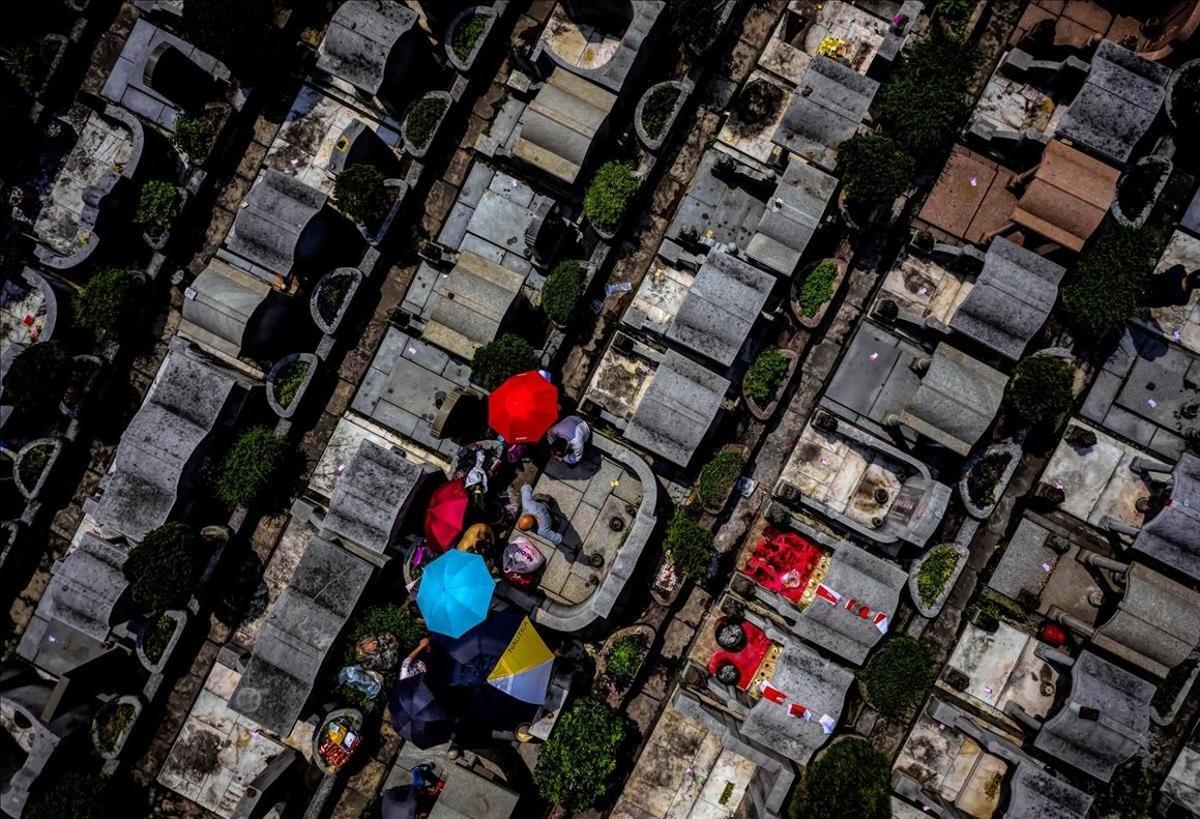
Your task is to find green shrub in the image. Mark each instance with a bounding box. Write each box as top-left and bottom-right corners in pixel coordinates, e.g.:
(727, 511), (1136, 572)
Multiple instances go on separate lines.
(451, 11), (489, 61)
(916, 545), (959, 606)
(797, 261), (839, 317)
(405, 95), (448, 150)
(859, 636), (936, 718)
(95, 702), (137, 751)
(966, 451), (1012, 507)
(938, 0), (973, 22)
(542, 260), (584, 325)
(837, 133), (914, 210)
(641, 84), (680, 139)
(182, 0), (273, 64)
(75, 267), (141, 338)
(788, 737), (890, 819)
(665, 509), (714, 581)
(334, 164), (391, 228)
(25, 770), (110, 819)
(135, 180), (178, 237)
(215, 426), (287, 508)
(1007, 355), (1075, 424)
(1093, 760), (1154, 819)
(743, 349), (789, 402)
(1062, 222), (1165, 340)
(696, 451), (744, 509)
(535, 697), (629, 812)
(172, 113), (216, 160)
(4, 340), (69, 415)
(272, 360), (310, 408)
(472, 333), (538, 390)
(124, 521), (197, 612)
(17, 442), (53, 491)
(876, 32), (979, 155)
(669, 0), (716, 51)
(143, 613), (177, 662)
(585, 161), (639, 232)
(605, 634), (647, 687)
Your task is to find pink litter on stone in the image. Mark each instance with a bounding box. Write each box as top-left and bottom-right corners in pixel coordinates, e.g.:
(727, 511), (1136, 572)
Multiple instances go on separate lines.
(1148, 398), (1158, 408)
(869, 352), (879, 361)
(1042, 562), (1052, 572)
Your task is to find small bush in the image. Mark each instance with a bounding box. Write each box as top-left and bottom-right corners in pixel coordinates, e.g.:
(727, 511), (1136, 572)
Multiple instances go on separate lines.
(859, 636), (936, 718)
(95, 702), (136, 751)
(135, 180), (178, 237)
(172, 113), (216, 160)
(124, 521), (197, 612)
(876, 32), (979, 155)
(797, 261), (839, 317)
(182, 0), (273, 65)
(837, 133), (914, 210)
(75, 267), (141, 339)
(1007, 355), (1075, 424)
(788, 737), (890, 819)
(1093, 760), (1154, 819)
(405, 95), (448, 150)
(669, 0), (716, 51)
(605, 634), (647, 687)
(472, 333), (538, 390)
(584, 161), (639, 232)
(451, 11), (489, 61)
(966, 452), (1012, 507)
(4, 340), (69, 415)
(334, 164), (390, 228)
(916, 545), (959, 606)
(542, 260), (584, 325)
(696, 451), (744, 509)
(272, 360), (310, 408)
(641, 84), (680, 139)
(17, 442), (54, 491)
(215, 426), (288, 509)
(25, 770), (110, 819)
(743, 349), (789, 403)
(143, 613), (176, 662)
(665, 509), (714, 581)
(1062, 222), (1164, 340)
(535, 697), (629, 813)
(938, 0), (973, 22)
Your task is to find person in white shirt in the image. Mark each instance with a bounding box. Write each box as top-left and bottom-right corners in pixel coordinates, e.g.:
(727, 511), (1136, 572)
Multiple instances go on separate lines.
(546, 415), (590, 466)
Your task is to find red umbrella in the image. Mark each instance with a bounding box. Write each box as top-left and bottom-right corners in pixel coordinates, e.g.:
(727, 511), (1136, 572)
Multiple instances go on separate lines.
(425, 479), (468, 552)
(488, 371), (559, 444)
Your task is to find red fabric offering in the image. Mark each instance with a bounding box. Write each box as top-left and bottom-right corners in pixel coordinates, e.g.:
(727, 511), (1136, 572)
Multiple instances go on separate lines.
(742, 528), (823, 602)
(707, 621), (772, 690)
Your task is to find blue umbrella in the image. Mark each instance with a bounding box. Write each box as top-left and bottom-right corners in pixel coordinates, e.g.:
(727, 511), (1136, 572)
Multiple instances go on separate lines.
(388, 675), (453, 749)
(416, 550), (496, 638)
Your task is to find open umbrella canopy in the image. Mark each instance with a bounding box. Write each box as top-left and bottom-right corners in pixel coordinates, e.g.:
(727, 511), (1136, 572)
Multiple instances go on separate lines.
(424, 478), (468, 551)
(388, 675), (453, 749)
(434, 611), (525, 687)
(417, 550), (496, 638)
(488, 371), (559, 444)
(487, 616), (554, 705)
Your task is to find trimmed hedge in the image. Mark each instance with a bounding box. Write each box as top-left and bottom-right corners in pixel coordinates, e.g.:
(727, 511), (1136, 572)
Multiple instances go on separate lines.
(584, 161), (639, 232)
(215, 426), (288, 508)
(665, 509), (714, 581)
(1062, 222), (1164, 340)
(696, 451), (744, 509)
(4, 340), (70, 415)
(796, 260), (839, 317)
(405, 95), (448, 150)
(76, 267), (141, 338)
(535, 697), (629, 812)
(542, 260), (584, 325)
(1007, 355), (1075, 424)
(876, 32), (979, 155)
(334, 164), (390, 228)
(788, 737), (890, 819)
(605, 634), (647, 687)
(124, 521), (197, 612)
(837, 133), (914, 210)
(472, 333), (538, 390)
(743, 349), (789, 402)
(135, 180), (178, 237)
(859, 636), (936, 718)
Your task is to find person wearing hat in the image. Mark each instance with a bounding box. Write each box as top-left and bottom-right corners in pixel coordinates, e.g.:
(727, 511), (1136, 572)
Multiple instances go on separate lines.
(517, 484), (563, 545)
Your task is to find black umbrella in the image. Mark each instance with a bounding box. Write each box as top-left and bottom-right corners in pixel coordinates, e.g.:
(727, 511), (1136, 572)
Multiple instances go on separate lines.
(380, 786), (418, 819)
(388, 675), (453, 749)
(433, 611), (524, 686)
